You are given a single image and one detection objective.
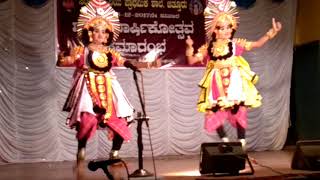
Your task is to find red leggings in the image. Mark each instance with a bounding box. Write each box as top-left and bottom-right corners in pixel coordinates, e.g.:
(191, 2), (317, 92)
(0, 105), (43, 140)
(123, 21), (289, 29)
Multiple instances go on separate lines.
(77, 112), (124, 151)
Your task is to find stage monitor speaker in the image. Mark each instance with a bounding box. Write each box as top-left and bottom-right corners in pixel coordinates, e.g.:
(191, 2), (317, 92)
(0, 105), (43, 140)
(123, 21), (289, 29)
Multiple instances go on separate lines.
(199, 142), (249, 175)
(291, 140), (320, 171)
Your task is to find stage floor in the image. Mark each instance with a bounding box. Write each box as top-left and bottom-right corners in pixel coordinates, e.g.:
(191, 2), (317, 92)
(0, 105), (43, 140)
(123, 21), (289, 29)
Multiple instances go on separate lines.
(0, 146), (319, 180)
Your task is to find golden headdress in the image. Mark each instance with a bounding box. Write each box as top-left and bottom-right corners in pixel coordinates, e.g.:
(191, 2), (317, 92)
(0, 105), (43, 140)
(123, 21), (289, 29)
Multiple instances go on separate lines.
(204, 0), (238, 41)
(77, 0), (120, 41)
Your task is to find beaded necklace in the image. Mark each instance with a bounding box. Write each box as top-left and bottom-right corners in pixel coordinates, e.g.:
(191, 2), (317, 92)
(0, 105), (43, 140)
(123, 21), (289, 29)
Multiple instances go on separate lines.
(208, 40), (233, 61)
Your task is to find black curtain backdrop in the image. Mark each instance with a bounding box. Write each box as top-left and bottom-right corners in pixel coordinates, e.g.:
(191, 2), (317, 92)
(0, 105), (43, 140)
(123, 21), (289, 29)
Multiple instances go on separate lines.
(292, 41), (320, 140)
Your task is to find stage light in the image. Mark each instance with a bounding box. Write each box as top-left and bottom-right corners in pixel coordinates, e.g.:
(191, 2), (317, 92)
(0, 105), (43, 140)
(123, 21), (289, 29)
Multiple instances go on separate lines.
(199, 142), (254, 176)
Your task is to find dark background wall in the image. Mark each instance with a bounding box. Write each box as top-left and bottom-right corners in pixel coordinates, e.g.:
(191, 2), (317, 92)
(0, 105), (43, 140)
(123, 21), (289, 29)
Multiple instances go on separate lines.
(289, 0), (320, 143)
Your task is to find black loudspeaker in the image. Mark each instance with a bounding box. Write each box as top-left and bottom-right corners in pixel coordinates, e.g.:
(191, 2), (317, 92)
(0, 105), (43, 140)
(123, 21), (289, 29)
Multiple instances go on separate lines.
(199, 142), (253, 175)
(291, 140), (320, 170)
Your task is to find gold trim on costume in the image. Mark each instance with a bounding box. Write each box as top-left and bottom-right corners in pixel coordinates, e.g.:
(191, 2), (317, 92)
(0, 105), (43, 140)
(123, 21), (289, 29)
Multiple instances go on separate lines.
(212, 42), (228, 57)
(92, 51), (109, 68)
(235, 38), (253, 51)
(104, 76), (112, 121)
(85, 72), (113, 121)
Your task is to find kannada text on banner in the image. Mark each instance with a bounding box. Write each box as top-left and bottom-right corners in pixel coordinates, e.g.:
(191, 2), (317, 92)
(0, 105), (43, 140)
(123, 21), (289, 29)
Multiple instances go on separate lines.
(57, 0), (206, 66)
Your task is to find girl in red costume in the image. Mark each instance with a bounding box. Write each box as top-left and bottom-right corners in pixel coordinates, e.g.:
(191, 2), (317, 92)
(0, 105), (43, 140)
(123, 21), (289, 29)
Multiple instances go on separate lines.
(57, 0), (139, 165)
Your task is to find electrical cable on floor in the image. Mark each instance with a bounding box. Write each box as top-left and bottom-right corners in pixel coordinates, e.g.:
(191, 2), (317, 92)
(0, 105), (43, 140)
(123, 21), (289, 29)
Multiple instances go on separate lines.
(248, 156), (286, 176)
(121, 159), (130, 180)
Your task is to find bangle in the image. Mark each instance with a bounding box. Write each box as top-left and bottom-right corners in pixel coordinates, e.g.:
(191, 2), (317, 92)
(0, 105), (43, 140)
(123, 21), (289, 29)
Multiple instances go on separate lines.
(266, 29), (275, 39)
(244, 41), (252, 51)
(186, 47), (194, 56)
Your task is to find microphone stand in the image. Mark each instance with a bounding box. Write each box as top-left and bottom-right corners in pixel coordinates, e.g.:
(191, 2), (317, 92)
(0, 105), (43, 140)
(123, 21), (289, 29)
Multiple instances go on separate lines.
(129, 70), (153, 177)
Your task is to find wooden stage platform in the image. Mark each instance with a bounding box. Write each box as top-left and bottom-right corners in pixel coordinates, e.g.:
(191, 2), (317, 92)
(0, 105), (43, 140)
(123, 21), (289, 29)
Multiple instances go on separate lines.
(0, 146), (319, 180)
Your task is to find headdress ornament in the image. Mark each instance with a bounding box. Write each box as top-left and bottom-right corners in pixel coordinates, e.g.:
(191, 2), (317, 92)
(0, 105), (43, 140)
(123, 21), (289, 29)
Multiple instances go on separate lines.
(77, 0), (120, 41)
(204, 0), (238, 41)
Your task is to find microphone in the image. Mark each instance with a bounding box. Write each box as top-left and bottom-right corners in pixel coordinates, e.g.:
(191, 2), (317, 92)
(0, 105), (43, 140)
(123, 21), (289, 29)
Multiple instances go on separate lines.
(124, 60), (141, 72)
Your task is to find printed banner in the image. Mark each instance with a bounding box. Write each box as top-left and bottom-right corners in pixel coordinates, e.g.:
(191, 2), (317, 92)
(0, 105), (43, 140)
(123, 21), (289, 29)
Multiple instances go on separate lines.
(57, 0), (206, 66)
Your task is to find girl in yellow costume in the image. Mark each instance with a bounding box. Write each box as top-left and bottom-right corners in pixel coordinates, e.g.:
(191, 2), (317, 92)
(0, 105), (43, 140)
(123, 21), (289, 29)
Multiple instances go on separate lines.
(186, 0), (282, 148)
(57, 0), (139, 166)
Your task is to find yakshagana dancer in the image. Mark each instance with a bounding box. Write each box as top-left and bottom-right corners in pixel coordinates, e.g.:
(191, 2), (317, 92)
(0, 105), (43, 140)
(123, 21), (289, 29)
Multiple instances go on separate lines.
(57, 0), (139, 169)
(185, 0), (282, 149)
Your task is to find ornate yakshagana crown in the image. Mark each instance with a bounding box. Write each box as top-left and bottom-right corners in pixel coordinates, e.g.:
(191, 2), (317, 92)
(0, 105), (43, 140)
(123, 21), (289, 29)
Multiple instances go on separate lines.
(204, 0), (239, 41)
(77, 0), (120, 41)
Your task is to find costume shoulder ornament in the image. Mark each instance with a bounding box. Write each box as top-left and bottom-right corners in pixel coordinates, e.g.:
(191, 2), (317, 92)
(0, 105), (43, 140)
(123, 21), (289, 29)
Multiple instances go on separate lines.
(204, 0), (238, 41)
(76, 0), (120, 42)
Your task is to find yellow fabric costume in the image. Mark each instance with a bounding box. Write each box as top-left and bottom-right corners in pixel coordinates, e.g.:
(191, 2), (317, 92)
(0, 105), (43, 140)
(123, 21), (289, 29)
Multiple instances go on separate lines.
(196, 43), (262, 113)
